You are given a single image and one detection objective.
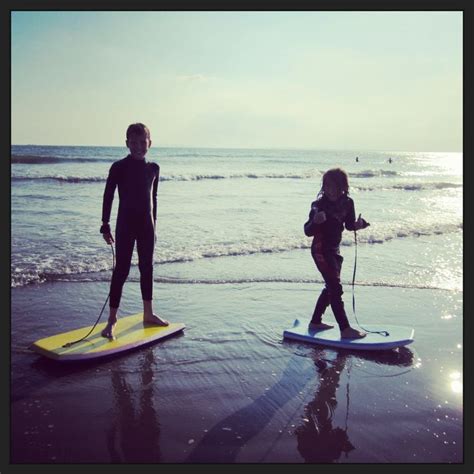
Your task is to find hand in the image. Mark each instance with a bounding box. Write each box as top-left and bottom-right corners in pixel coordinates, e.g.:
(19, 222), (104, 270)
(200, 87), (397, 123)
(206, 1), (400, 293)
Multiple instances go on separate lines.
(313, 211), (327, 224)
(355, 214), (370, 230)
(103, 232), (115, 245)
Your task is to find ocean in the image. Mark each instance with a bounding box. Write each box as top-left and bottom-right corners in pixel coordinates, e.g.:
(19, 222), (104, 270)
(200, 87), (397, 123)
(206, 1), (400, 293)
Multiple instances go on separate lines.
(11, 145), (463, 463)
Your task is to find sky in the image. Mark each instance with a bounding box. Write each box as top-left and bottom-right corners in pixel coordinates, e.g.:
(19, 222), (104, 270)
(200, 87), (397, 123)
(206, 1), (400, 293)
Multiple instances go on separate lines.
(11, 11), (462, 151)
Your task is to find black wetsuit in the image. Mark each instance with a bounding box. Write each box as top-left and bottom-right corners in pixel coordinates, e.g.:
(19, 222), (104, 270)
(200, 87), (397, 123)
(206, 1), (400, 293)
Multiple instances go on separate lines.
(304, 195), (358, 331)
(102, 155), (160, 308)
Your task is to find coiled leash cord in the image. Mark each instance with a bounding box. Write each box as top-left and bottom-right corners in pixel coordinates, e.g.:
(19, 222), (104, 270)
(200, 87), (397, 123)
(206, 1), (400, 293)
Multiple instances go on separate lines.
(63, 244), (115, 348)
(352, 230), (389, 337)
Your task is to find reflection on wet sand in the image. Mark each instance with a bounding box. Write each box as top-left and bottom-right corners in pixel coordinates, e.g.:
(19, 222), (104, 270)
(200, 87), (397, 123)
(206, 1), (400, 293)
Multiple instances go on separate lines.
(19, 343), (415, 463)
(19, 350), (163, 462)
(107, 350), (162, 462)
(296, 352), (353, 462)
(187, 346), (414, 463)
(296, 346), (415, 463)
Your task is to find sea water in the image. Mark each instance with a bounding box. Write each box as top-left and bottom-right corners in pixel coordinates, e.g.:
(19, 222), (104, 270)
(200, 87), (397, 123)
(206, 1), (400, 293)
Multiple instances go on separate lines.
(11, 145), (462, 293)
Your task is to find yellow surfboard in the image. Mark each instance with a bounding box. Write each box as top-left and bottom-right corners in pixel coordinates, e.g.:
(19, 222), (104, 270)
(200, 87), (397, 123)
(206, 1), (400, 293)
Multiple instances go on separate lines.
(30, 313), (185, 361)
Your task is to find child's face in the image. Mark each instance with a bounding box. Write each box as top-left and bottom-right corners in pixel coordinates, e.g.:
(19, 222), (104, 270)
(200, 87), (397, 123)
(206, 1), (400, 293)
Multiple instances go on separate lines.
(323, 178), (344, 201)
(126, 134), (151, 159)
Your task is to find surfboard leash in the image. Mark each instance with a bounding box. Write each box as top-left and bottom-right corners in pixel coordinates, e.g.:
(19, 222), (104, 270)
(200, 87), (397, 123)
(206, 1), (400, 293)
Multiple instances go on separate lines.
(351, 230), (389, 337)
(62, 244), (115, 348)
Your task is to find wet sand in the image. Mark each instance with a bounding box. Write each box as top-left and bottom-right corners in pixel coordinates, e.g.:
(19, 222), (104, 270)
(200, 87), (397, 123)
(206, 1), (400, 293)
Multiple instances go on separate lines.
(11, 280), (462, 463)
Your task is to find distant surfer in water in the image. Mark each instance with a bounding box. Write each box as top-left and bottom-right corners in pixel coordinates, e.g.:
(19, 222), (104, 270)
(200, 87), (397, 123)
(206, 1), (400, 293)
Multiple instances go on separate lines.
(304, 168), (370, 339)
(355, 156), (359, 162)
(100, 123), (169, 339)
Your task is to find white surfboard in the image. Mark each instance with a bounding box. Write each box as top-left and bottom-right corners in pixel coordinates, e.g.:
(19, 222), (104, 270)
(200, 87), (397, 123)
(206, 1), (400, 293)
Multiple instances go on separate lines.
(283, 319), (414, 351)
(30, 313), (185, 361)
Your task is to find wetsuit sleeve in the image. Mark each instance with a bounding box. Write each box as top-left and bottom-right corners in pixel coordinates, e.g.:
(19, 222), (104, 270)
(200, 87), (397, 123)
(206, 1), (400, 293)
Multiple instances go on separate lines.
(152, 164), (159, 223)
(102, 163), (118, 224)
(304, 206), (318, 237)
(344, 198), (357, 231)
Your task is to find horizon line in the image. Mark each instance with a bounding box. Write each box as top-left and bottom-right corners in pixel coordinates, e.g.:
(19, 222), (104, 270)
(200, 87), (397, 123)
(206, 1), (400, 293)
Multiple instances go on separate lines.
(11, 144), (463, 154)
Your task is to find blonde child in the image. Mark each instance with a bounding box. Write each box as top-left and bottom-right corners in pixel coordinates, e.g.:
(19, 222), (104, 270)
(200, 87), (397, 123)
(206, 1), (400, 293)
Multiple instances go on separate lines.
(304, 168), (369, 339)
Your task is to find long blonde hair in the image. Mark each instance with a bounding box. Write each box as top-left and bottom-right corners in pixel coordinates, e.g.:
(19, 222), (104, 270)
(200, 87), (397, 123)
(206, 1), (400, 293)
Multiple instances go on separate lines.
(317, 168), (350, 199)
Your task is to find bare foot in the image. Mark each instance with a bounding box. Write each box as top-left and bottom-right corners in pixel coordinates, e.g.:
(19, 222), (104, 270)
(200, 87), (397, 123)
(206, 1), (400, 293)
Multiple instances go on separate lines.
(341, 327), (366, 339)
(143, 314), (169, 326)
(308, 322), (334, 331)
(101, 320), (117, 339)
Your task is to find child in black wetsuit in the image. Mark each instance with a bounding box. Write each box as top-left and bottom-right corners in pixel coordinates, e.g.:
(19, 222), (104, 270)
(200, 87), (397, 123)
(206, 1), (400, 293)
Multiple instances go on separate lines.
(304, 168), (369, 339)
(100, 123), (169, 339)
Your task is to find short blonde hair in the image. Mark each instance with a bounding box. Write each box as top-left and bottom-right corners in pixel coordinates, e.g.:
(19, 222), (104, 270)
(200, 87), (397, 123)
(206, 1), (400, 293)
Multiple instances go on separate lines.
(126, 123), (151, 140)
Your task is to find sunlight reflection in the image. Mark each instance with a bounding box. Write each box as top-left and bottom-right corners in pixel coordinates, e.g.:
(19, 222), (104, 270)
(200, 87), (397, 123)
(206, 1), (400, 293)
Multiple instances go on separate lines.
(422, 152), (463, 176)
(449, 372), (462, 394)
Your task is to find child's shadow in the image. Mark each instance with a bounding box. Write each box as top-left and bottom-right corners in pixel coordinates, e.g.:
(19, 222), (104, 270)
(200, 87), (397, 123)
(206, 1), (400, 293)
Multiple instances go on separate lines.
(186, 346), (414, 463)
